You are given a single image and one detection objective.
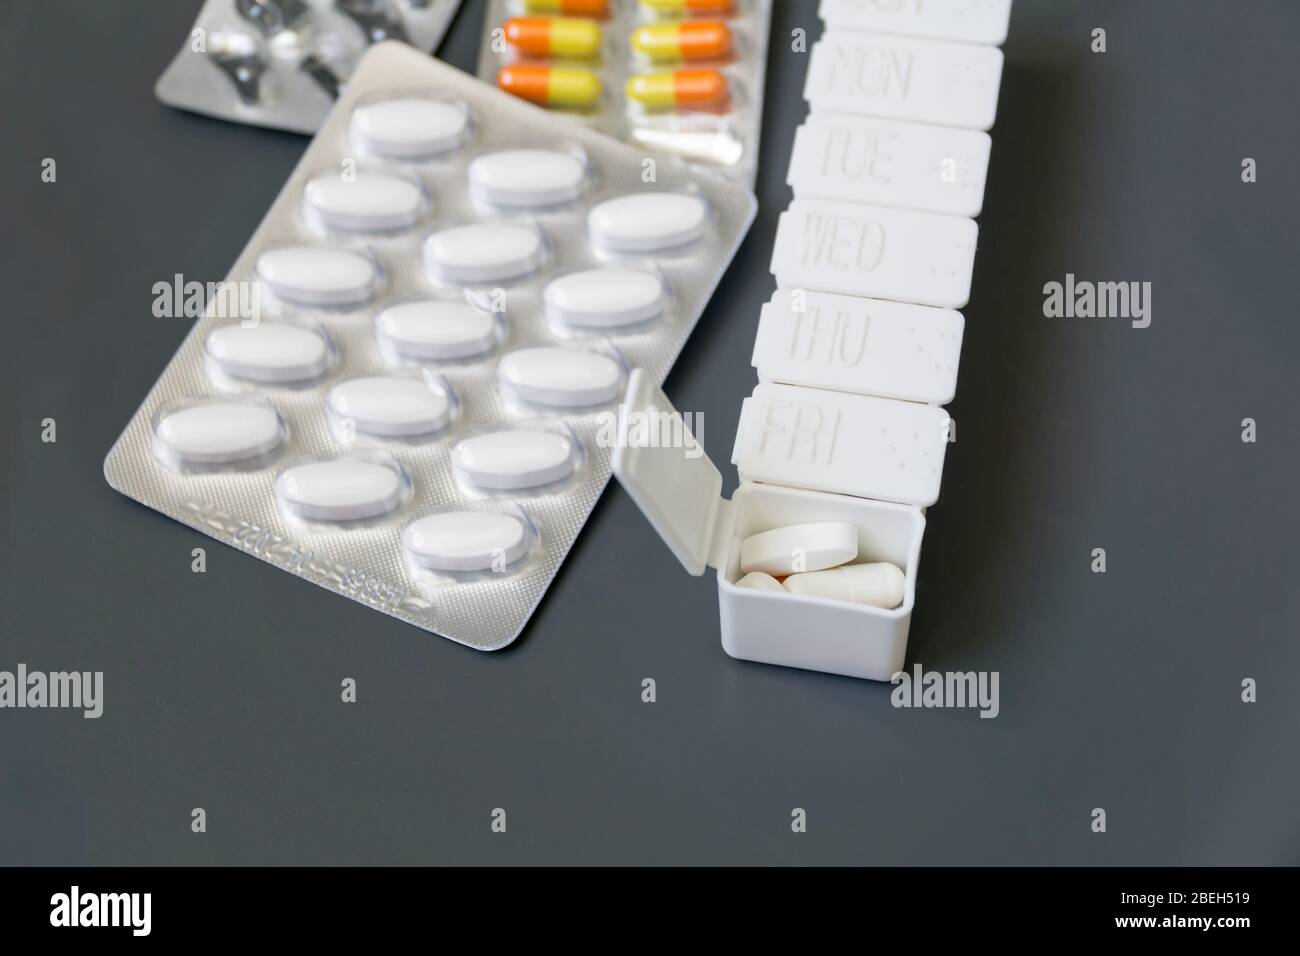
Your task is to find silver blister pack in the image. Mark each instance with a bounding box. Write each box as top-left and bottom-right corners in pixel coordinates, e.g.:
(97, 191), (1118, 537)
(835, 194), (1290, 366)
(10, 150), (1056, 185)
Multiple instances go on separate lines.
(475, 0), (772, 186)
(156, 0), (463, 133)
(108, 43), (757, 650)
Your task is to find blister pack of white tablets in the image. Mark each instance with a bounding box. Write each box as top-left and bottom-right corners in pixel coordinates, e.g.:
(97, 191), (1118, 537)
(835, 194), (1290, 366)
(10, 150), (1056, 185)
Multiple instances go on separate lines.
(156, 0), (463, 133)
(108, 43), (757, 650)
(475, 0), (772, 187)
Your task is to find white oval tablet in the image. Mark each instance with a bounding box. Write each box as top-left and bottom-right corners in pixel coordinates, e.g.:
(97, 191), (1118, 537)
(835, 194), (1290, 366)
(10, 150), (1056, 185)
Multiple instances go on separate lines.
(544, 268), (666, 329)
(256, 246), (377, 306)
(374, 301), (497, 361)
(351, 98), (469, 159)
(588, 192), (707, 252)
(155, 401), (283, 465)
(498, 347), (622, 407)
(453, 430), (576, 490)
(205, 324), (330, 383)
(468, 149), (586, 208)
(328, 376), (452, 437)
(275, 460), (405, 522)
(735, 571), (786, 593)
(403, 511), (531, 572)
(304, 172), (423, 232)
(424, 223), (543, 284)
(739, 521), (859, 577)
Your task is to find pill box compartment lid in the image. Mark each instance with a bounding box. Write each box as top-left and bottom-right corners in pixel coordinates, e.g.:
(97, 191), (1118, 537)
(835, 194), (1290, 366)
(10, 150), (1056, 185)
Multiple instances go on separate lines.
(752, 290), (964, 405)
(731, 382), (951, 507)
(612, 370), (734, 577)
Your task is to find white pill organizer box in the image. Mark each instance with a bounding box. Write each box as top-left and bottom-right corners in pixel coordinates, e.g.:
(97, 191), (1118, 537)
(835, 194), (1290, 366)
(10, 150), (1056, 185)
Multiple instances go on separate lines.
(106, 44), (757, 651)
(614, 2), (1008, 680)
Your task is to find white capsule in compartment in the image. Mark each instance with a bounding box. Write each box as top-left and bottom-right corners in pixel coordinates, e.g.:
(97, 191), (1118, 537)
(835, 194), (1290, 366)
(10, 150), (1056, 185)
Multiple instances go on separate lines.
(350, 97), (470, 159)
(205, 323), (331, 384)
(423, 222), (544, 284)
(783, 562), (906, 610)
(498, 346), (622, 408)
(304, 171), (424, 232)
(256, 246), (377, 307)
(402, 511), (532, 573)
(468, 149), (586, 208)
(275, 459), (406, 523)
(374, 300), (498, 361)
(452, 430), (577, 491)
(588, 193), (707, 253)
(154, 400), (284, 467)
(327, 376), (452, 438)
(544, 268), (666, 330)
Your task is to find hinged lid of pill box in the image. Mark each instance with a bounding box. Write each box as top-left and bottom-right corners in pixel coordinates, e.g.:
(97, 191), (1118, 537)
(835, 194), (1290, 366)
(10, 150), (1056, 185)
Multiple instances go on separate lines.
(612, 370), (734, 576)
(612, 369), (949, 579)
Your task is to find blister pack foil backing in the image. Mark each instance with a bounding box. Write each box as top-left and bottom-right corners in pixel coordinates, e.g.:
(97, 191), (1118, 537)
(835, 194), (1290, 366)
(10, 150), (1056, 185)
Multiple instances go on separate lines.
(156, 0), (463, 133)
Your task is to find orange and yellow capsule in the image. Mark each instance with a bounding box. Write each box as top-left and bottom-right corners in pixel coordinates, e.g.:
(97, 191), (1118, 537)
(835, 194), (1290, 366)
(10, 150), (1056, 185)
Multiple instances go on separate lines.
(638, 0), (734, 16)
(503, 16), (602, 58)
(631, 21), (731, 62)
(625, 68), (729, 111)
(522, 0), (609, 16)
(498, 64), (602, 109)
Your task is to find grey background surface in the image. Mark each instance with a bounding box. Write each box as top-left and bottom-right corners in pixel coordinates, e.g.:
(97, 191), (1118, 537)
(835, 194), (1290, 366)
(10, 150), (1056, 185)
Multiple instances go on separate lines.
(1, 0), (1297, 865)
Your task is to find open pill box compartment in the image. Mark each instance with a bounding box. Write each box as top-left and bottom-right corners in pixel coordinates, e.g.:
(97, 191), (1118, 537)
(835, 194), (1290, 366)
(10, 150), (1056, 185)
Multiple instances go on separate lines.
(108, 44), (757, 651)
(614, 369), (948, 681)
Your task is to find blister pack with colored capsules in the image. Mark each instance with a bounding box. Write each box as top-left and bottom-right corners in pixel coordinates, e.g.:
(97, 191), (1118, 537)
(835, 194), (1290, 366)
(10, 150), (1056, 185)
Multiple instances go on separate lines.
(475, 0), (772, 186)
(108, 44), (757, 650)
(156, 0), (463, 133)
